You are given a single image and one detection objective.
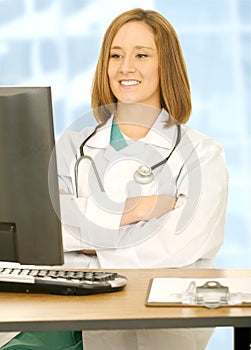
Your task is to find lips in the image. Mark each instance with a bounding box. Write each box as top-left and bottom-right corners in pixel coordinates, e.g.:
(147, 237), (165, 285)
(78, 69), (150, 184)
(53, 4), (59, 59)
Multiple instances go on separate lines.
(119, 80), (141, 86)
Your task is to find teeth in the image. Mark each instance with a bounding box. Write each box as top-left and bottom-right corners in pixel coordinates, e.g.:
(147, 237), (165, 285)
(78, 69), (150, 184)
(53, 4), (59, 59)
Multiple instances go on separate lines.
(120, 80), (140, 86)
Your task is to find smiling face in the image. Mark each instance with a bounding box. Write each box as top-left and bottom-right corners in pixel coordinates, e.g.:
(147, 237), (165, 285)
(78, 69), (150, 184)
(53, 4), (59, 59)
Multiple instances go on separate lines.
(108, 21), (161, 108)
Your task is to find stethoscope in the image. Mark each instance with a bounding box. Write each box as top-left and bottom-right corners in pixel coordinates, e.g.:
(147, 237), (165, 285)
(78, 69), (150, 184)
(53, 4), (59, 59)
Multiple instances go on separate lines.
(74, 122), (181, 197)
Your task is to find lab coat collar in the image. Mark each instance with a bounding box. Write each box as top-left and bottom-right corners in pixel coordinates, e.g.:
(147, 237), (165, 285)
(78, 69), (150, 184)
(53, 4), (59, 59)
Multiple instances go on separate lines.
(85, 117), (113, 149)
(85, 109), (175, 150)
(104, 139), (146, 160)
(141, 109), (174, 150)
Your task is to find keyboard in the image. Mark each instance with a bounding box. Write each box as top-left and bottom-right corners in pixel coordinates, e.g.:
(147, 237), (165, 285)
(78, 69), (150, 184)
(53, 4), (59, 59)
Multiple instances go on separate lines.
(0, 267), (127, 295)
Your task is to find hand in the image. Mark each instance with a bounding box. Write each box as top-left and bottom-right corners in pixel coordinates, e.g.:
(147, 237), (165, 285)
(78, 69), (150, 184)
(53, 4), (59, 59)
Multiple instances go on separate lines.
(120, 195), (177, 226)
(59, 189), (69, 194)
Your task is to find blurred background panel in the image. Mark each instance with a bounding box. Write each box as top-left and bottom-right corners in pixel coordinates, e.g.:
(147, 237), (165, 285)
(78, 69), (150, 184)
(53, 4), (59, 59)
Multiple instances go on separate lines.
(0, 1), (250, 348)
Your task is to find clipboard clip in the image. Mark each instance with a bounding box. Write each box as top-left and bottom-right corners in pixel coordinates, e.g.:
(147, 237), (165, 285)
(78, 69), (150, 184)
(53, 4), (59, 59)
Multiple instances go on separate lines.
(182, 280), (242, 308)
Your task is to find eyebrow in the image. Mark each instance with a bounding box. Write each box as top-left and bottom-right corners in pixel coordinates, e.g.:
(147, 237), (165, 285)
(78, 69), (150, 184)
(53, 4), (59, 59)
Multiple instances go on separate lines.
(110, 45), (154, 51)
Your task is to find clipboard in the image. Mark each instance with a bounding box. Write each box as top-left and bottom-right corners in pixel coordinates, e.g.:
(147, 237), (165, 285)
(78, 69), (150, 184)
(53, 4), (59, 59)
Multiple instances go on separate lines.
(145, 277), (251, 308)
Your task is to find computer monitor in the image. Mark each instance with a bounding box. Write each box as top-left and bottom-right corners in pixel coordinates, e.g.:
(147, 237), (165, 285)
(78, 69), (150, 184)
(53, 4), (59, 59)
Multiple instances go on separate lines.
(0, 86), (64, 266)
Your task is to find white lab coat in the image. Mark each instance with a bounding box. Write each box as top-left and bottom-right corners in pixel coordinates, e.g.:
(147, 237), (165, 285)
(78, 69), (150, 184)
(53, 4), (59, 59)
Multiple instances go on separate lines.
(0, 109), (228, 349)
(58, 109), (228, 267)
(57, 109), (228, 350)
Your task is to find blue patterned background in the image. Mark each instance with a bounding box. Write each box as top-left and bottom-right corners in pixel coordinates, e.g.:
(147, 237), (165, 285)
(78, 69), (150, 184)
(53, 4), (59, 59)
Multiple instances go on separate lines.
(1, 0), (250, 348)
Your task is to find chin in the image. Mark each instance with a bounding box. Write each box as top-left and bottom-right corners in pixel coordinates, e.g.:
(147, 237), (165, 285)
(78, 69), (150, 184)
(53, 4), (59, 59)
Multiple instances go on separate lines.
(118, 98), (141, 104)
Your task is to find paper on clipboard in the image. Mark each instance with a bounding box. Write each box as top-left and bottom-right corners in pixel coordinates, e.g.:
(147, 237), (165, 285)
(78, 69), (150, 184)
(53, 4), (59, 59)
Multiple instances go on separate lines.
(146, 277), (251, 307)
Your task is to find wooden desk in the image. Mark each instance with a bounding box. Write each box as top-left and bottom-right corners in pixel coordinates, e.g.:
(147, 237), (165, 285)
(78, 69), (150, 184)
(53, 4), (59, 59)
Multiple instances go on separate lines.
(0, 269), (251, 349)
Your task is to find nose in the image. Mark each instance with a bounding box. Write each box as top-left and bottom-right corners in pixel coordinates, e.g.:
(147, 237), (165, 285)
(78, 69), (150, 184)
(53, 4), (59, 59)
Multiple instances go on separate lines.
(119, 56), (136, 74)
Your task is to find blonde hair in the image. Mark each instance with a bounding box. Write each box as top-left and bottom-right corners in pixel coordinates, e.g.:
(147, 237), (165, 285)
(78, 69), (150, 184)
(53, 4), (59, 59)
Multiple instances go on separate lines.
(91, 8), (191, 124)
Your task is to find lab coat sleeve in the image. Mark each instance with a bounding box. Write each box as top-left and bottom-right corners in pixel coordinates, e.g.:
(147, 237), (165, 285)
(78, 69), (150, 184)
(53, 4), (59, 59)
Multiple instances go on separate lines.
(59, 178), (124, 252)
(96, 135), (229, 268)
(56, 127), (123, 251)
(59, 190), (90, 252)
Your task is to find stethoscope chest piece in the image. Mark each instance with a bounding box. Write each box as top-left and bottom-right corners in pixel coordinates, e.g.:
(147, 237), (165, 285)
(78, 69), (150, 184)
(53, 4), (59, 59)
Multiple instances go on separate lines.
(134, 165), (154, 184)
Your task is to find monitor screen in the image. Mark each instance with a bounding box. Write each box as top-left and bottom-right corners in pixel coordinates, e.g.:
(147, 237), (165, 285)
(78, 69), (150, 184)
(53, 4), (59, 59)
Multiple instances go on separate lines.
(0, 86), (64, 266)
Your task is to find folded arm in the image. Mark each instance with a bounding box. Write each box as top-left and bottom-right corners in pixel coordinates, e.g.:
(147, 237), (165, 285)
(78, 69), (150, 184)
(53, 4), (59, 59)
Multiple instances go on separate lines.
(120, 195), (177, 226)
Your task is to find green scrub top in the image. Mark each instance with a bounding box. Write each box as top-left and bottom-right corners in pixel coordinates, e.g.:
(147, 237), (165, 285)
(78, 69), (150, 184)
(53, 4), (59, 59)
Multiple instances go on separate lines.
(110, 118), (127, 151)
(0, 331), (82, 350)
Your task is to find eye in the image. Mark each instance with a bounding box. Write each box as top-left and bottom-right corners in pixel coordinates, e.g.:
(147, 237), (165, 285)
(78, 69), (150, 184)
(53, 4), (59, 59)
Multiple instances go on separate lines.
(110, 53), (123, 59)
(136, 53), (149, 58)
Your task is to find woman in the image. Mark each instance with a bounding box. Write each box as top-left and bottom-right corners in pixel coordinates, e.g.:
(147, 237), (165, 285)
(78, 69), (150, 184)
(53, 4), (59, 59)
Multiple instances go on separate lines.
(58, 7), (229, 350)
(1, 8), (228, 350)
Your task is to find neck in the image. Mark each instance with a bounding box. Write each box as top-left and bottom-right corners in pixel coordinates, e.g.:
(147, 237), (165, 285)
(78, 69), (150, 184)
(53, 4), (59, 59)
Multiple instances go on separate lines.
(115, 103), (161, 140)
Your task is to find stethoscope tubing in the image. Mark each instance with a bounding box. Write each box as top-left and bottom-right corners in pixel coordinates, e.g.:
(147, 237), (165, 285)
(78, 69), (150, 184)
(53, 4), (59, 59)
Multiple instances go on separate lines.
(75, 124), (104, 197)
(151, 123), (181, 170)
